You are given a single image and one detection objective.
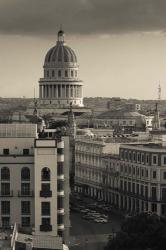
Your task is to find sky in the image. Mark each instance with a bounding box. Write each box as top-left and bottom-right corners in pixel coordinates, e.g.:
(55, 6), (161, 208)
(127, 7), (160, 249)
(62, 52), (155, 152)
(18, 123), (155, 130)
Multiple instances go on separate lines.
(0, 0), (166, 99)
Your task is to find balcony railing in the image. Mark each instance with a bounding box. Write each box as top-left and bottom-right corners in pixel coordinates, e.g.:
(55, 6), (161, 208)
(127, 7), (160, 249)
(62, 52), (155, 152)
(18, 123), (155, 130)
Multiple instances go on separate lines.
(40, 224), (52, 232)
(0, 190), (13, 197)
(40, 190), (52, 198)
(18, 191), (34, 197)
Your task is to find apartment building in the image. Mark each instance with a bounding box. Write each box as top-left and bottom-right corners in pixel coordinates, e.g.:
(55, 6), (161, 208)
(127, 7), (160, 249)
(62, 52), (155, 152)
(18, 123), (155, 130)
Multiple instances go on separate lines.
(75, 134), (166, 217)
(0, 124), (70, 250)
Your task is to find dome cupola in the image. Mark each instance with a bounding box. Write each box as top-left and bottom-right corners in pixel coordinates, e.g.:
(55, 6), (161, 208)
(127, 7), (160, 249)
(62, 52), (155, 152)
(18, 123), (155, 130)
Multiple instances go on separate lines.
(44, 30), (77, 66)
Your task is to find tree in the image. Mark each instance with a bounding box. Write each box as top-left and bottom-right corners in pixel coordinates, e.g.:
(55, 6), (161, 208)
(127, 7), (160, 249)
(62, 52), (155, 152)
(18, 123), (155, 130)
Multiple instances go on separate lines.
(104, 213), (166, 250)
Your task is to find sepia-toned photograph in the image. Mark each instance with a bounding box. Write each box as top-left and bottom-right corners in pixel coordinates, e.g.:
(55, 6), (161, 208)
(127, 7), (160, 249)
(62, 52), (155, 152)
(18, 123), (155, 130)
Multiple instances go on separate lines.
(0, 1), (166, 249)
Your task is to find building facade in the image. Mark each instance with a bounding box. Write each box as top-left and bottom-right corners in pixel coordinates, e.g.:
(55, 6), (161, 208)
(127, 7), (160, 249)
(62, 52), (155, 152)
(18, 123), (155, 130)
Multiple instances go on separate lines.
(0, 124), (70, 249)
(75, 136), (166, 217)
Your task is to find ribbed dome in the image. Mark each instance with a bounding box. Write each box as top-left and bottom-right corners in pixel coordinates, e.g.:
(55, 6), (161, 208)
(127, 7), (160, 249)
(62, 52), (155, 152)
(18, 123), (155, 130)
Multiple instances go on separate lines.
(44, 30), (77, 65)
(44, 44), (77, 64)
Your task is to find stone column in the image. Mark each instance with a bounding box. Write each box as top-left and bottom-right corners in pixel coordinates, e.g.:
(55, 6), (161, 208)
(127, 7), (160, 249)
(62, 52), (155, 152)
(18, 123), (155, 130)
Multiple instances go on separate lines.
(60, 84), (63, 98)
(64, 85), (66, 98)
(50, 85), (52, 99)
(39, 85), (41, 98)
(69, 85), (71, 98)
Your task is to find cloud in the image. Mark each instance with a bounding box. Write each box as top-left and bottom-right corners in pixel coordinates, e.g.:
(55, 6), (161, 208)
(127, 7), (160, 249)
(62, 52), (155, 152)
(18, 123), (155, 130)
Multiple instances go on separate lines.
(0, 0), (166, 35)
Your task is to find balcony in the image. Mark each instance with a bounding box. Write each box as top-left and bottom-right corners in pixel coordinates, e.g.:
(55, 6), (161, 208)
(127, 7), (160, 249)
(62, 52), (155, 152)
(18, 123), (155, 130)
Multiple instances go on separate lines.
(0, 190), (13, 197)
(18, 191), (34, 197)
(57, 190), (64, 196)
(40, 190), (52, 198)
(40, 224), (52, 232)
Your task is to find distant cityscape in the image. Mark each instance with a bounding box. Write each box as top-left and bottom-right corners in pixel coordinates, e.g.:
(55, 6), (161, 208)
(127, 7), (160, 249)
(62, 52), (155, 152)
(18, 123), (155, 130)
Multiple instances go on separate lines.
(0, 29), (166, 250)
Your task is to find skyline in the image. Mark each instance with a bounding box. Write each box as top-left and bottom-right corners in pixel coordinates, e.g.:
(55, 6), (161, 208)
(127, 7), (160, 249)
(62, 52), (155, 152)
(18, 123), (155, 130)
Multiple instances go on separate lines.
(0, 0), (166, 99)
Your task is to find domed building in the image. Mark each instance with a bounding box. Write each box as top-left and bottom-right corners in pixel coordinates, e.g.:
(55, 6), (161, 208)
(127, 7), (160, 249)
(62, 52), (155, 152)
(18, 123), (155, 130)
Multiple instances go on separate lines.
(39, 30), (84, 107)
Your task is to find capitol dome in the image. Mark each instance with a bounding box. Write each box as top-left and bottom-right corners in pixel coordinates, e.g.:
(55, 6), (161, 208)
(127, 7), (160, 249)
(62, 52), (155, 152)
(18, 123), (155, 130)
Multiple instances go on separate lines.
(39, 30), (84, 108)
(44, 30), (77, 66)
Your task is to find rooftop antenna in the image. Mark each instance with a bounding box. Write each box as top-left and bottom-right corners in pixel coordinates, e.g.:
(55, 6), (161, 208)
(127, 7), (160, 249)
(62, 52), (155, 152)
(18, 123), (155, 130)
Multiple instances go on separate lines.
(158, 82), (161, 101)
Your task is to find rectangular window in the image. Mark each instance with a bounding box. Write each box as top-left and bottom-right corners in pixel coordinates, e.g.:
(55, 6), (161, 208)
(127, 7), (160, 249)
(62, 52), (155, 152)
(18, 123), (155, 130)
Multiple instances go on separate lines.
(164, 172), (166, 179)
(133, 167), (135, 175)
(124, 181), (127, 191)
(120, 180), (123, 190)
(151, 203), (157, 212)
(146, 170), (148, 178)
(42, 217), (50, 226)
(153, 155), (157, 165)
(23, 149), (29, 155)
(3, 149), (9, 155)
(137, 184), (139, 195)
(137, 153), (140, 162)
(145, 186), (148, 198)
(128, 182), (131, 192)
(21, 201), (30, 215)
(1, 201), (10, 214)
(151, 187), (157, 200)
(133, 152), (136, 161)
(129, 166), (131, 174)
(65, 70), (68, 77)
(141, 169), (144, 177)
(164, 156), (166, 165)
(146, 154), (149, 164)
(141, 154), (144, 163)
(162, 188), (166, 201)
(141, 185), (144, 196)
(132, 183), (135, 193)
(21, 217), (30, 227)
(1, 183), (10, 196)
(2, 217), (10, 228)
(21, 183), (30, 195)
(41, 202), (50, 216)
(41, 183), (50, 192)
(153, 171), (157, 179)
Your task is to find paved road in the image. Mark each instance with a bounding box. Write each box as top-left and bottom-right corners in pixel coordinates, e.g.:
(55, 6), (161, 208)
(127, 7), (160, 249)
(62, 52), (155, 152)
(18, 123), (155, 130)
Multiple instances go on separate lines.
(70, 211), (123, 250)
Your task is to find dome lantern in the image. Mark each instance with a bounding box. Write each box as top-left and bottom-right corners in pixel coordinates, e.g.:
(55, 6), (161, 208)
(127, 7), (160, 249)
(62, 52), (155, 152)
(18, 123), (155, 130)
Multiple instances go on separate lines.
(57, 29), (65, 43)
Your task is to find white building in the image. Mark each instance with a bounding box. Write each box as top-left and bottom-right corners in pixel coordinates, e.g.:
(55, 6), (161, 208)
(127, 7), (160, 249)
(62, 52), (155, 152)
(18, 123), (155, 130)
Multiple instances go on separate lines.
(39, 30), (83, 107)
(74, 132), (166, 217)
(0, 124), (70, 250)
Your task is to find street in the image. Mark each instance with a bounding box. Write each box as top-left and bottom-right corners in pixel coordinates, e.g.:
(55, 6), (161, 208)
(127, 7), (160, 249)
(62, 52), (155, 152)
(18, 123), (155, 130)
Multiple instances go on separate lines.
(70, 210), (123, 250)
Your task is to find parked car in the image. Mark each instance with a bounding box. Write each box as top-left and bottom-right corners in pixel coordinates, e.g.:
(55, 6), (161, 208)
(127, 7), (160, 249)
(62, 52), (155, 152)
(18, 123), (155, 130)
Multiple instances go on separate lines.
(80, 209), (91, 214)
(93, 218), (108, 223)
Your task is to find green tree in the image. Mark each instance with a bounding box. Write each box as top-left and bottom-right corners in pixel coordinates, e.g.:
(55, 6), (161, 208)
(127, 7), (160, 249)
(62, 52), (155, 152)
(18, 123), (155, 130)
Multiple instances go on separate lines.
(104, 213), (166, 250)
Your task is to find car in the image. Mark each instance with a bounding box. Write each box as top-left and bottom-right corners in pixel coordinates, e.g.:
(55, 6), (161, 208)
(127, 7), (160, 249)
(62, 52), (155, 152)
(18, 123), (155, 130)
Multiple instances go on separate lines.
(125, 213), (134, 218)
(80, 209), (91, 214)
(93, 218), (108, 223)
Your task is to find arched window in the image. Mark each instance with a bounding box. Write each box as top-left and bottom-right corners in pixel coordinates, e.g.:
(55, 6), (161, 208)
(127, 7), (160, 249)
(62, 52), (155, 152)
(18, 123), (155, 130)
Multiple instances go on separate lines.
(1, 167), (10, 180)
(21, 167), (30, 180)
(41, 168), (50, 181)
(65, 70), (68, 77)
(58, 70), (61, 77)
